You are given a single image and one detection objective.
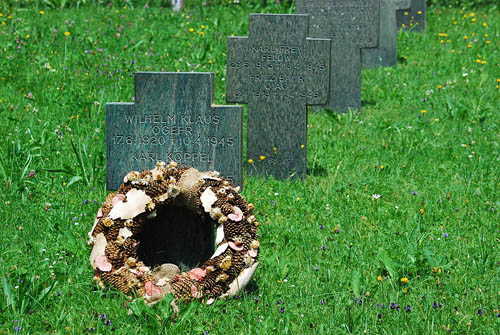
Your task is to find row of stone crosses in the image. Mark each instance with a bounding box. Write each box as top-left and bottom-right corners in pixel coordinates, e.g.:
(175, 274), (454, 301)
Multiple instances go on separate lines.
(106, 0), (426, 190)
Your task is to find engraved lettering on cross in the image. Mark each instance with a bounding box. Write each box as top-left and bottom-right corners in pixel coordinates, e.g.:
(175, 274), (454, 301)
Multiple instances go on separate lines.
(106, 72), (242, 190)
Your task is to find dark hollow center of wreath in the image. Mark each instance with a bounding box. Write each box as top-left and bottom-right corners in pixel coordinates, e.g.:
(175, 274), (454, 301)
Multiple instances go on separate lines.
(136, 205), (214, 269)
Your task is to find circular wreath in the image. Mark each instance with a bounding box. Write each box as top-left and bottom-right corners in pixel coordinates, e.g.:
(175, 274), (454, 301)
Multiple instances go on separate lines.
(88, 161), (259, 304)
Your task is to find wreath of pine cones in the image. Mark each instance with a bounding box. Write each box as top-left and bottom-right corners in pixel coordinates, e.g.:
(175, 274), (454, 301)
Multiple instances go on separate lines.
(88, 161), (259, 305)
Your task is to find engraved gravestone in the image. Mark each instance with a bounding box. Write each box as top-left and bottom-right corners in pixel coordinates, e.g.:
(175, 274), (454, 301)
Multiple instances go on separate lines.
(226, 14), (330, 180)
(295, 0), (380, 112)
(106, 72), (242, 191)
(362, 0), (410, 68)
(396, 0), (426, 32)
(106, 72), (242, 267)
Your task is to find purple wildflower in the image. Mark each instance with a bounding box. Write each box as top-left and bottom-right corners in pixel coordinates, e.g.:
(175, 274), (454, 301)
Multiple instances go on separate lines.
(412, 191), (418, 196)
(14, 326), (21, 333)
(313, 266), (319, 271)
(321, 245), (327, 251)
(319, 224), (325, 229)
(279, 307), (285, 313)
(377, 313), (382, 319)
(405, 305), (412, 312)
(443, 233), (449, 238)
(477, 309), (483, 316)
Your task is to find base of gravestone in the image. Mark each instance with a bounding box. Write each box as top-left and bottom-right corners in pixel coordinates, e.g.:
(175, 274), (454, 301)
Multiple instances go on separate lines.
(137, 206), (214, 269)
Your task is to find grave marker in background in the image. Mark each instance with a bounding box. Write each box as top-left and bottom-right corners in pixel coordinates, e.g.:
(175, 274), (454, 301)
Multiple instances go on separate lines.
(362, 0), (410, 68)
(396, 0), (426, 32)
(226, 14), (330, 180)
(296, 0), (380, 112)
(106, 72), (242, 190)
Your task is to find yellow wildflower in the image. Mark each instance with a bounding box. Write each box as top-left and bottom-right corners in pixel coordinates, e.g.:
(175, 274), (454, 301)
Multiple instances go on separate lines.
(419, 208), (425, 214)
(39, 11), (45, 14)
(401, 277), (409, 284)
(189, 28), (194, 32)
(377, 275), (383, 281)
(259, 155), (266, 161)
(247, 159), (254, 164)
(64, 31), (70, 36)
(403, 287), (408, 294)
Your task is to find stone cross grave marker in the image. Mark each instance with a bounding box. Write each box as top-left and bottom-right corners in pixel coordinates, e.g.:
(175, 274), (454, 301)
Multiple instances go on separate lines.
(396, 0), (426, 32)
(106, 72), (242, 267)
(226, 14), (330, 180)
(295, 0), (380, 112)
(362, 0), (411, 68)
(106, 72), (243, 191)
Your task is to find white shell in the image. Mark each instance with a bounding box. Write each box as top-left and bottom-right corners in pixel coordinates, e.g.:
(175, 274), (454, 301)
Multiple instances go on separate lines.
(215, 224), (225, 245)
(108, 188), (152, 220)
(156, 278), (169, 287)
(89, 233), (107, 270)
(118, 227), (133, 239)
(88, 218), (100, 242)
(202, 175), (221, 181)
(222, 262), (259, 298)
(200, 187), (217, 213)
(210, 243), (228, 259)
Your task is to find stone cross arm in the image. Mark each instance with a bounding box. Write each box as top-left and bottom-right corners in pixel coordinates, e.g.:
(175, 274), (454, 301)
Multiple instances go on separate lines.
(106, 72), (242, 190)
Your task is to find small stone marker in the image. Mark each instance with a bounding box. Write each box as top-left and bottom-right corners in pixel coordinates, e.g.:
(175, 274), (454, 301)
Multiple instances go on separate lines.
(295, 0), (380, 112)
(226, 14), (330, 180)
(362, 0), (411, 68)
(106, 72), (242, 191)
(396, 0), (426, 32)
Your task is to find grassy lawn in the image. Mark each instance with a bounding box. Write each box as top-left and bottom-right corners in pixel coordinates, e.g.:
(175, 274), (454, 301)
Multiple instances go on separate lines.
(0, 2), (499, 334)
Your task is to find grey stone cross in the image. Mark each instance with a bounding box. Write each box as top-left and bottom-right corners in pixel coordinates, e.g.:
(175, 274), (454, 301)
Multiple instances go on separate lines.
(295, 0), (380, 112)
(362, 0), (411, 68)
(226, 14), (330, 180)
(106, 72), (242, 190)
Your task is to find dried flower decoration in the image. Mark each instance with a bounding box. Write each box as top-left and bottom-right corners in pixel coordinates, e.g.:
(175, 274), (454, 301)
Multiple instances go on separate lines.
(228, 206), (243, 222)
(89, 161), (259, 305)
(220, 256), (232, 270)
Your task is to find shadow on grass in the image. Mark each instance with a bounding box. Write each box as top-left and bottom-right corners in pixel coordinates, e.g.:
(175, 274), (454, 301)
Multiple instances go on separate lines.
(307, 166), (328, 177)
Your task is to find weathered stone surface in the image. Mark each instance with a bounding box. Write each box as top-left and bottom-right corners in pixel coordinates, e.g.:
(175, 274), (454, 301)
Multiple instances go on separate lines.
(396, 0), (426, 32)
(295, 0), (380, 112)
(226, 14), (330, 180)
(362, 0), (410, 68)
(106, 72), (242, 190)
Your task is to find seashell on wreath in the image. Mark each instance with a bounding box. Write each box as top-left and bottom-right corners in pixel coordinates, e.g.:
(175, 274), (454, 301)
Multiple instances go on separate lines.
(88, 161), (259, 305)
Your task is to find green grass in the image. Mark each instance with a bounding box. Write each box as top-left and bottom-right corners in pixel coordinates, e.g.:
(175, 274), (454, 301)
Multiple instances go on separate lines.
(0, 2), (499, 334)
